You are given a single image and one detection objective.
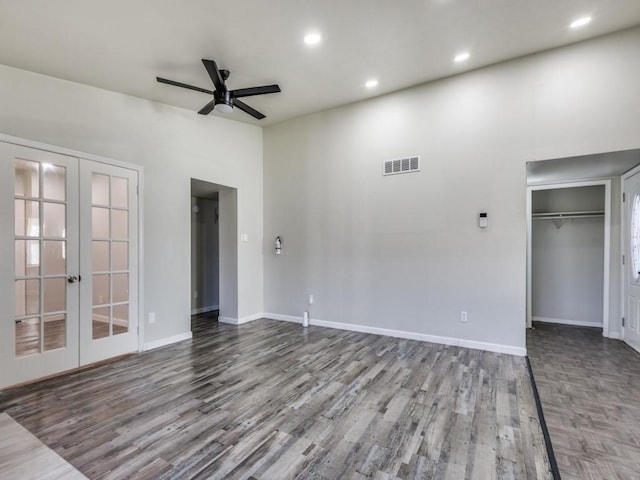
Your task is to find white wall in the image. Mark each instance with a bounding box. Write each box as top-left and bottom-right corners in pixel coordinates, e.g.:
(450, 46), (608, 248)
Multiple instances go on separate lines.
(263, 27), (640, 353)
(531, 186), (605, 326)
(0, 64), (264, 344)
(219, 188), (239, 320)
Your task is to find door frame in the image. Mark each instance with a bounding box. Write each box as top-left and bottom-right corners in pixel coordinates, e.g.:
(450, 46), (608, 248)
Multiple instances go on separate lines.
(0, 133), (145, 354)
(620, 163), (640, 351)
(526, 179), (611, 336)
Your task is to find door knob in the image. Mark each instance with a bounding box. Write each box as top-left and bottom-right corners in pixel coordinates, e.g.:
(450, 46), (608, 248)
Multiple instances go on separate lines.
(67, 275), (78, 283)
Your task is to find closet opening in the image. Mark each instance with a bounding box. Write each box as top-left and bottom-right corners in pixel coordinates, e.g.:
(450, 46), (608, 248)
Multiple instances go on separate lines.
(527, 182), (609, 333)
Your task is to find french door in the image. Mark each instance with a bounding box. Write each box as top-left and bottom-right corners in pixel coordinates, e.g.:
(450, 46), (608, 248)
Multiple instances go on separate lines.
(80, 160), (138, 365)
(0, 142), (138, 389)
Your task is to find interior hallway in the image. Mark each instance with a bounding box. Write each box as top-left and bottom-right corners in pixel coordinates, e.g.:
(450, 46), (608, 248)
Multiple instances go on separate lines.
(527, 322), (640, 480)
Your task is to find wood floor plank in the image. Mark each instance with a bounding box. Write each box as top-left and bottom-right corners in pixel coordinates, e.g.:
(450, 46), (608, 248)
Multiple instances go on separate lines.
(0, 315), (552, 479)
(528, 321), (640, 480)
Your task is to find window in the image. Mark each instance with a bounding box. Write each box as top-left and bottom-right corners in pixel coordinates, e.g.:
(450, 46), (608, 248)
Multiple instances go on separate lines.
(632, 194), (640, 280)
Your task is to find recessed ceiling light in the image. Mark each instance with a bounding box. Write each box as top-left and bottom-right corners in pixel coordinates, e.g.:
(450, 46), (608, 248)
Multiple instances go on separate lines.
(570, 16), (592, 29)
(365, 79), (378, 89)
(304, 32), (322, 46)
(454, 52), (470, 63)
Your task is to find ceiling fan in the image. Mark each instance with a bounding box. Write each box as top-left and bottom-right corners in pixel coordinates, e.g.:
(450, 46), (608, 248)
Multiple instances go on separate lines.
(156, 59), (281, 120)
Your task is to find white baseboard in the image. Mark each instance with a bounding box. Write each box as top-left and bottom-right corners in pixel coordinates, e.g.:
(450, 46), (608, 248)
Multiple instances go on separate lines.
(191, 305), (219, 315)
(218, 316), (238, 325)
(532, 316), (603, 328)
(608, 331), (621, 339)
(239, 312), (265, 324)
(263, 313), (526, 357)
(263, 313), (302, 324)
(218, 313), (264, 325)
(143, 331), (192, 351)
(625, 338), (640, 354)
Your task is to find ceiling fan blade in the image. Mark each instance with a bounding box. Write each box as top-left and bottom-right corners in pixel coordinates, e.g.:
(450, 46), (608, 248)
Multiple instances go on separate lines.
(234, 99), (266, 120)
(198, 100), (216, 115)
(231, 84), (281, 98)
(202, 59), (225, 92)
(156, 77), (213, 95)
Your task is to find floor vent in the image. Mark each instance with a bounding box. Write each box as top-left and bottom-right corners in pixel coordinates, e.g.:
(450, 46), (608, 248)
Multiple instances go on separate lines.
(383, 156), (420, 176)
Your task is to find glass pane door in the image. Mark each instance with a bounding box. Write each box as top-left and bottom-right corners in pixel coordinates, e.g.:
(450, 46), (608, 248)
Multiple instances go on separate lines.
(1, 142), (139, 389)
(80, 160), (138, 365)
(14, 160), (69, 355)
(91, 173), (130, 339)
(0, 143), (79, 389)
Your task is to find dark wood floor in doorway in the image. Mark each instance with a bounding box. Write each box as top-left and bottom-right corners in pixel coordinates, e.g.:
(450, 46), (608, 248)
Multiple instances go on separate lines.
(527, 322), (640, 480)
(0, 316), (551, 479)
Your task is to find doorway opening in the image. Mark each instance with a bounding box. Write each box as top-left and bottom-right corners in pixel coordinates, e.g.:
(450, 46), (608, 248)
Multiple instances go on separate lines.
(527, 181), (609, 333)
(191, 192), (219, 317)
(526, 148), (640, 342)
(190, 178), (238, 330)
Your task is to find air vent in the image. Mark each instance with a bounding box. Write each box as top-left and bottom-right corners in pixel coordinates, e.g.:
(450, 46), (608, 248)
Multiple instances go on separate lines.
(383, 156), (420, 176)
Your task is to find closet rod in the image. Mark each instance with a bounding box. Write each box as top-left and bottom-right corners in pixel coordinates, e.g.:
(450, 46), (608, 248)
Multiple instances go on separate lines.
(533, 214), (604, 220)
(532, 210), (604, 220)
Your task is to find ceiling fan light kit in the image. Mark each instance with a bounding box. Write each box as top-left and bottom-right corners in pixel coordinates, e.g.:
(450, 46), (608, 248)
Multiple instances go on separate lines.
(214, 101), (233, 114)
(156, 59), (281, 120)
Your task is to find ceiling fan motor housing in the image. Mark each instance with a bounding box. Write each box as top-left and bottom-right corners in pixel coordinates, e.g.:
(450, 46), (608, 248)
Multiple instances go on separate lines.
(156, 59), (279, 120)
(215, 90), (233, 113)
(213, 90), (233, 113)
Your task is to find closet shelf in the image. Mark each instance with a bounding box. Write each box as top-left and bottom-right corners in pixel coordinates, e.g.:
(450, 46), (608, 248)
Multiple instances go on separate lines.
(532, 210), (605, 220)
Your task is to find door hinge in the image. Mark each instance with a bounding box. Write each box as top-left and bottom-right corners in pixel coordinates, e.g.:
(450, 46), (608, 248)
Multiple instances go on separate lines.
(136, 185), (139, 195)
(622, 317), (625, 327)
(623, 254), (625, 265)
(623, 192), (626, 202)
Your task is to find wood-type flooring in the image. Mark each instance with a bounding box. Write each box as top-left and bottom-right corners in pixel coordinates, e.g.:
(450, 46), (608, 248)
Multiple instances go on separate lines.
(528, 322), (640, 480)
(0, 412), (87, 479)
(0, 316), (552, 479)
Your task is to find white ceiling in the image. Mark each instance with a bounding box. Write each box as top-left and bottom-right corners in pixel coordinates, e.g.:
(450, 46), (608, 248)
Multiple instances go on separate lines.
(191, 178), (223, 199)
(527, 149), (640, 185)
(1, 1), (639, 126)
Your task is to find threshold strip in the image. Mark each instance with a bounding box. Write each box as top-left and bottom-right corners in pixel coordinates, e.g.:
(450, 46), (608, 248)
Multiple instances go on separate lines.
(526, 356), (561, 480)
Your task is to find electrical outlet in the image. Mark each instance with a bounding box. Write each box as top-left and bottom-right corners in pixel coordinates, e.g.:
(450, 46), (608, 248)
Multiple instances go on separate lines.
(308, 294), (314, 305)
(149, 312), (156, 324)
(193, 291), (198, 298)
(460, 311), (468, 322)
